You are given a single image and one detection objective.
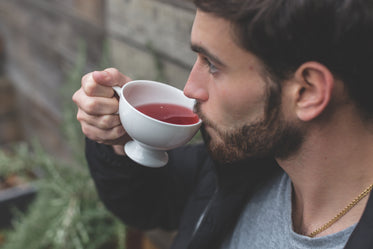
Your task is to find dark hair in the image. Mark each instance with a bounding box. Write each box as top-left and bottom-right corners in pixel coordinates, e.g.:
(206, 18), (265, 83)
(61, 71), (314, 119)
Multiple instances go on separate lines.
(194, 0), (373, 117)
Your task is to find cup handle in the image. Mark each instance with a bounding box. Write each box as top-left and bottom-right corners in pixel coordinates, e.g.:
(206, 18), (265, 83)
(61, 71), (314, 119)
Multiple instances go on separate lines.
(112, 86), (122, 97)
(112, 86), (122, 114)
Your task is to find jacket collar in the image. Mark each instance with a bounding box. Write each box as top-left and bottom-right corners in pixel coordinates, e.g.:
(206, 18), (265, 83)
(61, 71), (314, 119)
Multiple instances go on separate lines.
(344, 191), (373, 248)
(187, 157), (281, 249)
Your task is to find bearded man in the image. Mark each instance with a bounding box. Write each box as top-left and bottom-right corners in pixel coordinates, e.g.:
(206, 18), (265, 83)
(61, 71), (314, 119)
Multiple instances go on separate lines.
(73, 0), (373, 248)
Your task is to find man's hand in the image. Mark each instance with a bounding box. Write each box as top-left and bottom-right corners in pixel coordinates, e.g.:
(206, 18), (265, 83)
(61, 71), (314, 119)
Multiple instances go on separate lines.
(72, 68), (132, 155)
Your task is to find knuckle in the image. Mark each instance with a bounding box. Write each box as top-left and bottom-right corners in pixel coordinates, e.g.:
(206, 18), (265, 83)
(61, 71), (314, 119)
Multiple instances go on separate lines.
(84, 78), (98, 96)
(84, 99), (98, 113)
(98, 115), (112, 129)
(76, 110), (84, 122)
(81, 73), (91, 86)
(83, 126), (101, 142)
(113, 125), (126, 137)
(72, 88), (82, 103)
(81, 125), (90, 137)
(105, 67), (119, 75)
(72, 91), (78, 102)
(104, 126), (123, 141)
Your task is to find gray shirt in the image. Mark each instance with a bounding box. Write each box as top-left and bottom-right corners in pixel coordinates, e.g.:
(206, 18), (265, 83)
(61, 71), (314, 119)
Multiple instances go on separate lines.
(221, 173), (356, 249)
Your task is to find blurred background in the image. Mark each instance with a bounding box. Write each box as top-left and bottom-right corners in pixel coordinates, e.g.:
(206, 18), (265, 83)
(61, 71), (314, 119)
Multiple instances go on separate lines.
(0, 0), (195, 157)
(0, 0), (196, 248)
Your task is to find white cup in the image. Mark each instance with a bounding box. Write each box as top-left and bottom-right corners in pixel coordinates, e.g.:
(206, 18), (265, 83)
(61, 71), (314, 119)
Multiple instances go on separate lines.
(113, 80), (202, 167)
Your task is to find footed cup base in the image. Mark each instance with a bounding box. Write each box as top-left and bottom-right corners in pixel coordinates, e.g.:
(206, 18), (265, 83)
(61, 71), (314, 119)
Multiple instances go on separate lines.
(124, 141), (168, 167)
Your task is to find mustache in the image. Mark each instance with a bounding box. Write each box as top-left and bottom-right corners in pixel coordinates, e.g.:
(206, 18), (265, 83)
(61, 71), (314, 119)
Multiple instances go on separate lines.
(194, 101), (215, 129)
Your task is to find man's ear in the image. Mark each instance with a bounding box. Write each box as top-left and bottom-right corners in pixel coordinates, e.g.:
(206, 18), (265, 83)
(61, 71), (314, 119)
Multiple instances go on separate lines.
(293, 62), (334, 121)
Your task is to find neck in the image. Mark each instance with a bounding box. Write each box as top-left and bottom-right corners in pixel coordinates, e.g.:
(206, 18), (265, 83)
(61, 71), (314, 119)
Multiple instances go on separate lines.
(278, 112), (373, 237)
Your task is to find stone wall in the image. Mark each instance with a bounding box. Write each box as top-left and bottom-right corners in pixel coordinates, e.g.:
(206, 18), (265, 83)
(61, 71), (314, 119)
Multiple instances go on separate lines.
(0, 0), (195, 156)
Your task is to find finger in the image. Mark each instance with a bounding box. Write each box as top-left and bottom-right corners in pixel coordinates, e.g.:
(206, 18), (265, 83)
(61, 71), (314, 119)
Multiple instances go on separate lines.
(92, 68), (132, 88)
(104, 68), (132, 87)
(77, 109), (121, 130)
(81, 122), (127, 144)
(96, 135), (128, 146)
(101, 134), (132, 146)
(74, 88), (119, 115)
(82, 72), (115, 98)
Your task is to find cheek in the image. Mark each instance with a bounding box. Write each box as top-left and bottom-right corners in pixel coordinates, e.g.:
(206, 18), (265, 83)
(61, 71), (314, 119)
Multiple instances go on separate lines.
(224, 84), (267, 120)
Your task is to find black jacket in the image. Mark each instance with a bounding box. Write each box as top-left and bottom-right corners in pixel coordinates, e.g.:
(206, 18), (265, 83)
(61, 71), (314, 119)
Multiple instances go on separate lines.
(86, 138), (373, 249)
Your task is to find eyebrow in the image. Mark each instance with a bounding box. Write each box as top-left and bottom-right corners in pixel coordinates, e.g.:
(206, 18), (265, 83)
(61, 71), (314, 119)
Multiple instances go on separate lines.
(190, 43), (226, 68)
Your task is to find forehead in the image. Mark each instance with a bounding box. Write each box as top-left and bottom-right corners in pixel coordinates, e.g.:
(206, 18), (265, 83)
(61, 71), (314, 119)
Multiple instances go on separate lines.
(191, 10), (236, 47)
(191, 10), (266, 73)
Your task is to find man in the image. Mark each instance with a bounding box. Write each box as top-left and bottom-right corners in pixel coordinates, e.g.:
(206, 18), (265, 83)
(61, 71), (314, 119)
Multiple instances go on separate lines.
(72, 0), (373, 248)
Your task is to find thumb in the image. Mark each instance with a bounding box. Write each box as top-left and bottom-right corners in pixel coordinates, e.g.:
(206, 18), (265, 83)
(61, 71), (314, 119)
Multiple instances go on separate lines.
(92, 68), (132, 87)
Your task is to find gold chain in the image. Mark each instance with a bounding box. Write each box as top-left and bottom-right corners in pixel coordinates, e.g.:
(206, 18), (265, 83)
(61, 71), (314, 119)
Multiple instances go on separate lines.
(308, 183), (373, 238)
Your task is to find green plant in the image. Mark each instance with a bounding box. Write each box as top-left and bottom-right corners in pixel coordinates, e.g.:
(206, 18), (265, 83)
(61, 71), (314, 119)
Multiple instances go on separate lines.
(0, 42), (126, 249)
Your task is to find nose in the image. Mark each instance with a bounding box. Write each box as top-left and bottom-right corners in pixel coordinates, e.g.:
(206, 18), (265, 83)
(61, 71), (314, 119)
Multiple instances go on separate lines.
(183, 60), (209, 102)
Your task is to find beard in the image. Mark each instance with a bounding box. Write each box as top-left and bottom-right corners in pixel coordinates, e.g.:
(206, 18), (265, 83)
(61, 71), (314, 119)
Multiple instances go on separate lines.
(194, 101), (305, 164)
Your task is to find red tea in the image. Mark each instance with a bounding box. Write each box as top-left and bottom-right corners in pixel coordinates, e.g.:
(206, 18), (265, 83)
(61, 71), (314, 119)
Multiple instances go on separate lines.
(135, 103), (199, 125)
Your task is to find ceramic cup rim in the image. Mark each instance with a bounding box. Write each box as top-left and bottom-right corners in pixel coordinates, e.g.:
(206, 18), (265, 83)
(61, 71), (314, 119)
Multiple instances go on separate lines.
(119, 80), (202, 127)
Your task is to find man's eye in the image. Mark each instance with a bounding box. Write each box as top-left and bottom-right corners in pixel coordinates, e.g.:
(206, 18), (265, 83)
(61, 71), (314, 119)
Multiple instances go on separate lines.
(204, 58), (219, 74)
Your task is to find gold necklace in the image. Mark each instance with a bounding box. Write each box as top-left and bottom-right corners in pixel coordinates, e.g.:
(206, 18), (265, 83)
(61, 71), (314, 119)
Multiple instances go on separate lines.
(308, 183), (373, 238)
